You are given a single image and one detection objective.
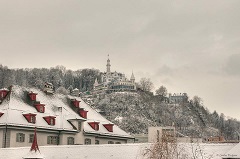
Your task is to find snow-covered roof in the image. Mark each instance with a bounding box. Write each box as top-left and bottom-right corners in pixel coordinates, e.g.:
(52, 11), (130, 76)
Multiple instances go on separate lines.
(0, 85), (132, 138)
(68, 95), (132, 138)
(0, 86), (84, 132)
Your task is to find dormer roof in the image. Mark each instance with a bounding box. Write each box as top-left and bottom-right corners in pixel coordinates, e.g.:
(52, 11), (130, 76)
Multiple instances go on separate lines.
(0, 85), (132, 139)
(0, 86), (85, 132)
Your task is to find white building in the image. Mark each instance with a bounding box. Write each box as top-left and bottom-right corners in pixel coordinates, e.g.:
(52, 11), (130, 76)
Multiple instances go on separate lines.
(148, 126), (176, 143)
(0, 85), (133, 148)
(93, 56), (136, 94)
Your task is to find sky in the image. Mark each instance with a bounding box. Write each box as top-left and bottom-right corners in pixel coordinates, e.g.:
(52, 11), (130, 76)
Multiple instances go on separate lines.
(0, 0), (240, 120)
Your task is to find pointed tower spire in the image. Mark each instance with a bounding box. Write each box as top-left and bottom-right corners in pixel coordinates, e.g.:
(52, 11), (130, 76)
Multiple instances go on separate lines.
(30, 127), (40, 152)
(130, 71), (135, 83)
(106, 54), (111, 73)
(94, 78), (99, 88)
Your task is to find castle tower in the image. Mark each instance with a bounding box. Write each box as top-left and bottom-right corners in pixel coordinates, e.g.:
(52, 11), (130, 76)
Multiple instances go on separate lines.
(106, 55), (111, 73)
(94, 78), (99, 88)
(130, 71), (135, 83)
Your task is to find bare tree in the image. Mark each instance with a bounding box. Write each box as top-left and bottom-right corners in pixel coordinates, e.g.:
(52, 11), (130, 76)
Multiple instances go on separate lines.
(138, 78), (154, 92)
(155, 86), (168, 97)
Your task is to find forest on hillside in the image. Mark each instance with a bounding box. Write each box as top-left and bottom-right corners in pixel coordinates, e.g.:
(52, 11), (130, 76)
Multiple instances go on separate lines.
(0, 65), (100, 92)
(92, 92), (240, 140)
(0, 64), (239, 140)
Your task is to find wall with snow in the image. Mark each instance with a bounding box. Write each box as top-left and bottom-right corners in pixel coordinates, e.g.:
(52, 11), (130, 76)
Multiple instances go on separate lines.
(0, 143), (239, 159)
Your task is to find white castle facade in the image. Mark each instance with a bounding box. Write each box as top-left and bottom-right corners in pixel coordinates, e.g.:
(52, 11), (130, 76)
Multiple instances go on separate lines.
(93, 56), (136, 94)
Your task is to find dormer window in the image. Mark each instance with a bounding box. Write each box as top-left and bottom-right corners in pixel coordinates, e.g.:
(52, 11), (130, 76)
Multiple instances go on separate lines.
(71, 99), (80, 108)
(88, 122), (99, 131)
(103, 124), (114, 132)
(23, 113), (36, 124)
(0, 89), (8, 99)
(0, 112), (4, 117)
(79, 109), (88, 119)
(28, 92), (37, 101)
(34, 103), (45, 113)
(43, 116), (56, 126)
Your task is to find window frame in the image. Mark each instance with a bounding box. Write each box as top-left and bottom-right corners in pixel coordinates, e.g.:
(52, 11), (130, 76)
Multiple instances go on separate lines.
(47, 136), (59, 145)
(16, 133), (25, 142)
(95, 140), (100, 145)
(85, 138), (91, 145)
(29, 134), (34, 143)
(67, 137), (75, 145)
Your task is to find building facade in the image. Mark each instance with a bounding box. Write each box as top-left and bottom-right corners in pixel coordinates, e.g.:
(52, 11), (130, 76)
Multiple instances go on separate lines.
(0, 86), (133, 148)
(93, 56), (136, 94)
(169, 93), (188, 104)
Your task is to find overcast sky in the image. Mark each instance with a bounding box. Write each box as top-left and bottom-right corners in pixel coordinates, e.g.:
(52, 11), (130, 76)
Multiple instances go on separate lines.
(1, 0), (240, 120)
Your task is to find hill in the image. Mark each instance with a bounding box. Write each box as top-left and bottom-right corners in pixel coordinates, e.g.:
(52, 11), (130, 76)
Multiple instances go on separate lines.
(0, 64), (239, 140)
(91, 91), (240, 140)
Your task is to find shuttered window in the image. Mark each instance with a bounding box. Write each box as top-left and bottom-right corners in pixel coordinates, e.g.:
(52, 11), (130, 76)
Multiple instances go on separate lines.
(47, 136), (58, 145)
(16, 133), (25, 142)
(29, 134), (34, 143)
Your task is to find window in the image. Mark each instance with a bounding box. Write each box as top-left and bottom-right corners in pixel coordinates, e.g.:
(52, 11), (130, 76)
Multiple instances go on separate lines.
(43, 116), (56, 125)
(23, 114), (36, 124)
(95, 140), (99, 144)
(67, 137), (74, 145)
(85, 138), (91, 145)
(47, 136), (58, 145)
(30, 116), (36, 123)
(108, 141), (114, 144)
(16, 133), (25, 142)
(39, 106), (44, 113)
(29, 134), (34, 143)
(115, 142), (121, 144)
(103, 124), (114, 132)
(50, 118), (54, 125)
(88, 122), (99, 131)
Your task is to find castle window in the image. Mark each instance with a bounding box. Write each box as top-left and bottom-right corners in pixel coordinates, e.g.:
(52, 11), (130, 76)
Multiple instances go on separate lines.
(16, 133), (25, 142)
(85, 138), (91, 145)
(67, 137), (74, 145)
(29, 134), (34, 143)
(47, 136), (58, 145)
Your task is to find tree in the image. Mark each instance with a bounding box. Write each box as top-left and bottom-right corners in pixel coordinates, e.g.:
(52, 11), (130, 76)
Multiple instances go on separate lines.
(138, 77), (154, 92)
(156, 86), (168, 97)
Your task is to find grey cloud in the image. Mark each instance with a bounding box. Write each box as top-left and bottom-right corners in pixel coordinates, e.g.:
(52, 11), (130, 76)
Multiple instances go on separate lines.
(223, 54), (240, 76)
(1, 0), (240, 119)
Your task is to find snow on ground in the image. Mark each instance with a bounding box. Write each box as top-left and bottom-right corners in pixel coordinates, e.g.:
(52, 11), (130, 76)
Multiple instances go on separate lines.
(0, 143), (238, 159)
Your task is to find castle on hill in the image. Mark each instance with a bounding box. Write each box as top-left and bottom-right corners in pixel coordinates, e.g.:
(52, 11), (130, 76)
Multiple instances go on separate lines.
(93, 56), (137, 94)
